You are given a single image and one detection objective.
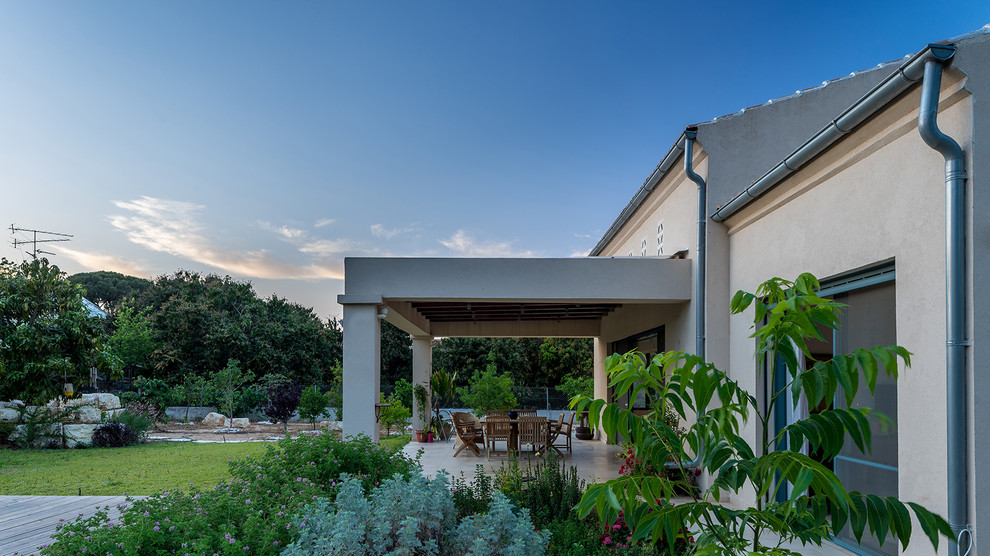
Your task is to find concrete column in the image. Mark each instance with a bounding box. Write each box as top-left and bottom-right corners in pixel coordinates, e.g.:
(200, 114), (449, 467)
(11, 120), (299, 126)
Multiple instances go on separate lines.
(342, 304), (381, 441)
(593, 337), (608, 442)
(411, 335), (433, 431)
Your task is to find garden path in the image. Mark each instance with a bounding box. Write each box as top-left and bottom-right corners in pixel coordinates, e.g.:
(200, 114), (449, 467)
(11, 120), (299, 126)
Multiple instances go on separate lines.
(0, 495), (137, 556)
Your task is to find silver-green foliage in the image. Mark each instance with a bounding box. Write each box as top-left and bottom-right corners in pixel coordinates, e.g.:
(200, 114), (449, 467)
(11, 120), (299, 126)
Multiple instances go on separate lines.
(572, 272), (953, 554)
(452, 491), (551, 556)
(284, 472), (549, 556)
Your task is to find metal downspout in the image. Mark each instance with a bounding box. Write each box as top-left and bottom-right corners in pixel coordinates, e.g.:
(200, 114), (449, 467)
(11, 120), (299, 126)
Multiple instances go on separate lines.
(684, 127), (706, 361)
(918, 58), (971, 554)
(673, 126), (706, 472)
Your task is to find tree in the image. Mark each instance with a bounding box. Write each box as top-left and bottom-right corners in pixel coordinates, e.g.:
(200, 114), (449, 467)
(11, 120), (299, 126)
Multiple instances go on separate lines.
(456, 354), (518, 418)
(573, 273), (952, 553)
(68, 270), (151, 316)
(378, 392), (410, 437)
(380, 321), (412, 386)
(212, 359), (253, 426)
(298, 387), (331, 429)
(128, 270), (340, 385)
(0, 258), (121, 403)
(262, 381), (303, 432)
(108, 303), (158, 375)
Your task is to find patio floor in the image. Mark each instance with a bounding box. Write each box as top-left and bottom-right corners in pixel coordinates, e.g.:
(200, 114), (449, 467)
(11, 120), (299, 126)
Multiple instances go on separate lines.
(402, 434), (625, 485)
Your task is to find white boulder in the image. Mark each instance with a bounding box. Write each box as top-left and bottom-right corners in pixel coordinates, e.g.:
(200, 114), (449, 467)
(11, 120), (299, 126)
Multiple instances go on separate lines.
(201, 412), (228, 428)
(0, 407), (19, 421)
(73, 406), (103, 424)
(64, 424), (99, 448)
(230, 417), (250, 428)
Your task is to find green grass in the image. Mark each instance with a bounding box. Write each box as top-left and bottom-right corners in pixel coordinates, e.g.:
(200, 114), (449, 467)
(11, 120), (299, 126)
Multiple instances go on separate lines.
(0, 442), (270, 496)
(0, 435), (413, 496)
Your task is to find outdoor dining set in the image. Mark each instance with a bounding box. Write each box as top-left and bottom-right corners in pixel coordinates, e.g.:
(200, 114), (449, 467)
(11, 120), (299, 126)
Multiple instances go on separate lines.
(450, 410), (575, 459)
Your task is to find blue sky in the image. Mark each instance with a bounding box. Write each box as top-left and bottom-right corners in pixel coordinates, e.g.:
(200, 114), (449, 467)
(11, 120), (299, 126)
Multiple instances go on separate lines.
(2, 2), (988, 318)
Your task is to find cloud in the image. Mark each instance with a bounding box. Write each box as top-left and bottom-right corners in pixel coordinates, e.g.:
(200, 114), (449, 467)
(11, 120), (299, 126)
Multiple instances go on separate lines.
(55, 247), (149, 277)
(258, 221), (305, 240)
(109, 196), (345, 280)
(439, 230), (537, 258)
(370, 224), (417, 239)
(569, 249), (590, 258)
(298, 238), (358, 256)
(314, 218), (336, 228)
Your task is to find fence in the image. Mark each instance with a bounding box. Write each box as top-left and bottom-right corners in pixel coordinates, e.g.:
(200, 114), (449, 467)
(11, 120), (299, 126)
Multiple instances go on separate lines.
(380, 385), (572, 412)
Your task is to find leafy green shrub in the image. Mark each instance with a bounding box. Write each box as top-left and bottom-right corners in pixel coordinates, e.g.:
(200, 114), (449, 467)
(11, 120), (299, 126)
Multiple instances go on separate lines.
(92, 422), (138, 447)
(228, 431), (420, 496)
(10, 406), (66, 449)
(557, 374), (593, 401)
(513, 453), (585, 529)
(452, 464), (496, 519)
(573, 273), (953, 553)
(393, 377), (413, 410)
(457, 360), (518, 418)
(42, 432), (420, 555)
(378, 392), (410, 436)
(297, 386), (331, 429)
(43, 472), (322, 554)
(284, 472), (457, 555)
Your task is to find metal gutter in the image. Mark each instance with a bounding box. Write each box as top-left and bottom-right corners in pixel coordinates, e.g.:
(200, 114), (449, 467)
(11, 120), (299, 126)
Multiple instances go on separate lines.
(918, 56), (971, 555)
(683, 127), (706, 361)
(589, 133), (687, 256)
(711, 44), (957, 222)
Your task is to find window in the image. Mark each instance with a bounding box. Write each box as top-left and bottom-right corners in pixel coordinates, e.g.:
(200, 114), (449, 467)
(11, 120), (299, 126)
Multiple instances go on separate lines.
(641, 239), (648, 257)
(656, 221), (665, 256)
(768, 264), (898, 556)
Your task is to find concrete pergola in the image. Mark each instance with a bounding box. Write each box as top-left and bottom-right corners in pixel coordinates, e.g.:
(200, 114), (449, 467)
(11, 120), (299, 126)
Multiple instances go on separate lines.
(337, 257), (692, 441)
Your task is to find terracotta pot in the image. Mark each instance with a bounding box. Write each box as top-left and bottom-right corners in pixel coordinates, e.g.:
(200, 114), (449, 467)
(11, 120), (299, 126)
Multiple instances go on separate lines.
(415, 430), (427, 442)
(575, 426), (594, 441)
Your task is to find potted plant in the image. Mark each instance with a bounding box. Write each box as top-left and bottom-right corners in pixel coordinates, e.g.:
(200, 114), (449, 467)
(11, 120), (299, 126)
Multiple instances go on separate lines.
(413, 383), (431, 442)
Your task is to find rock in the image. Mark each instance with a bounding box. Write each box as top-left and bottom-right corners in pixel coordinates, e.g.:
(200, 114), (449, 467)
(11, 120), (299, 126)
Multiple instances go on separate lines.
(73, 406), (103, 424)
(230, 417), (250, 428)
(201, 412), (228, 428)
(0, 407), (20, 421)
(9, 423), (63, 448)
(64, 424), (99, 448)
(85, 393), (122, 410)
(0, 400), (26, 409)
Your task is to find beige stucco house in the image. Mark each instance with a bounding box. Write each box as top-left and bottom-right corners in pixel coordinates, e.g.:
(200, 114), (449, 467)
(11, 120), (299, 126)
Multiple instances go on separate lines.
(339, 27), (990, 555)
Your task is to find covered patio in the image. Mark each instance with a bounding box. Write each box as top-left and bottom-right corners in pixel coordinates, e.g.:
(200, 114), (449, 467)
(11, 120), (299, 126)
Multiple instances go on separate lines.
(337, 256), (692, 441)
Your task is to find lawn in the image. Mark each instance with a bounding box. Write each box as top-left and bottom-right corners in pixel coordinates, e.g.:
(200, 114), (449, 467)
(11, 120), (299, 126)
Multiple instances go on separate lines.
(0, 435), (411, 496)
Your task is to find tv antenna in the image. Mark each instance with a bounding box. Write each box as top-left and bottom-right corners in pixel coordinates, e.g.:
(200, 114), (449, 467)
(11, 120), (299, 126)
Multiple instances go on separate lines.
(10, 224), (73, 260)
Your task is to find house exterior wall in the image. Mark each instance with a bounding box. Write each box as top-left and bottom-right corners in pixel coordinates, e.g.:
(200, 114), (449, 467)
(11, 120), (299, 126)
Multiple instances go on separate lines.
(595, 33), (990, 553)
(720, 73), (971, 554)
(953, 33), (990, 549)
(596, 156), (707, 357)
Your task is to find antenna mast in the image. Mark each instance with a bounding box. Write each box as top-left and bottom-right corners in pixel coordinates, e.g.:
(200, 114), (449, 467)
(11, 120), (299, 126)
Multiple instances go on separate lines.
(10, 224), (73, 259)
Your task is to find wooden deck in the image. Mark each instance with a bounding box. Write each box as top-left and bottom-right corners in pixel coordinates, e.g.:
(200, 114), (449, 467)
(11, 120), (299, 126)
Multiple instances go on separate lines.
(0, 496), (132, 556)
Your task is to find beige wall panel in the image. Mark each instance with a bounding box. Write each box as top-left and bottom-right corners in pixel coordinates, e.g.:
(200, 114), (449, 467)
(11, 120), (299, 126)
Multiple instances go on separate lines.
(723, 83), (971, 534)
(599, 156), (708, 359)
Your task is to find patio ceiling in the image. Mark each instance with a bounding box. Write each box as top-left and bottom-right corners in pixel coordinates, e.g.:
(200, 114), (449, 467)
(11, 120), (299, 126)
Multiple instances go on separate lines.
(338, 256), (693, 337)
(410, 302), (619, 323)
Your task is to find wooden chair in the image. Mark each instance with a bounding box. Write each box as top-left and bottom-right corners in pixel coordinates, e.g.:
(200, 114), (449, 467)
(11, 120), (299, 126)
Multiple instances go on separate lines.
(545, 414), (565, 456)
(551, 411), (575, 455)
(517, 416), (548, 456)
(485, 416), (512, 459)
(451, 412), (484, 457)
(516, 409), (537, 416)
(487, 410), (509, 417)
